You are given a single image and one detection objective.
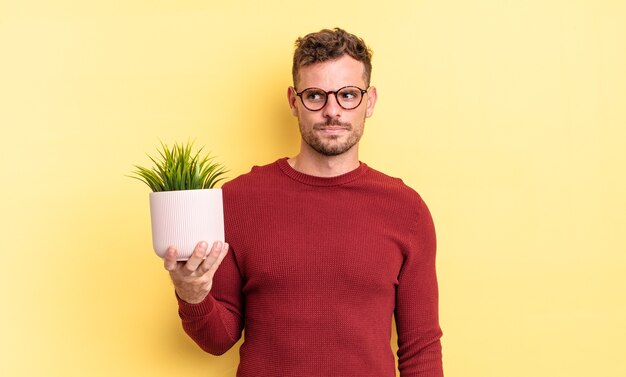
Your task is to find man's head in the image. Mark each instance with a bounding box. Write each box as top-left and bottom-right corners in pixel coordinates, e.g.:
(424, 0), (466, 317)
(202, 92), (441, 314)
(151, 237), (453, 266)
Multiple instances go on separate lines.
(288, 28), (377, 159)
(292, 28), (373, 88)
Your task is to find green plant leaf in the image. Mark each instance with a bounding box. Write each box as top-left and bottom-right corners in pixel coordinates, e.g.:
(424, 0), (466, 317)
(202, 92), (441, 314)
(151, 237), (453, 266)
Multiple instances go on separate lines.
(128, 140), (228, 192)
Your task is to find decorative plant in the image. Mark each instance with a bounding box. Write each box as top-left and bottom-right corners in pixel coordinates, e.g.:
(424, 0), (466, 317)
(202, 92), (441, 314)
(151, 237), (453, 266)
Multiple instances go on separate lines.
(129, 141), (228, 192)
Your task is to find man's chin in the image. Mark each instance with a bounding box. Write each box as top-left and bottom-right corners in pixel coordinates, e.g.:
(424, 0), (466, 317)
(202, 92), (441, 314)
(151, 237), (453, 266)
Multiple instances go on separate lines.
(313, 141), (354, 156)
(302, 131), (360, 157)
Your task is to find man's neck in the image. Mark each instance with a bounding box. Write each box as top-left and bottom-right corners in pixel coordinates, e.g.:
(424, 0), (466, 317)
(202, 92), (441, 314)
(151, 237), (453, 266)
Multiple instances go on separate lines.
(288, 146), (360, 178)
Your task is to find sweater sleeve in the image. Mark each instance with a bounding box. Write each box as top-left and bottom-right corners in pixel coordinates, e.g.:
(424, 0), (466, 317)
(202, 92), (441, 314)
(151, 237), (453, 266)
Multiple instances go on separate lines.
(395, 196), (444, 376)
(176, 245), (245, 355)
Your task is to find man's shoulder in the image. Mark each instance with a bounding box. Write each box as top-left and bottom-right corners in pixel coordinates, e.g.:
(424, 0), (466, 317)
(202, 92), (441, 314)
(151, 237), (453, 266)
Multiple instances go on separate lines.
(362, 164), (434, 228)
(222, 158), (284, 191)
(363, 164), (423, 202)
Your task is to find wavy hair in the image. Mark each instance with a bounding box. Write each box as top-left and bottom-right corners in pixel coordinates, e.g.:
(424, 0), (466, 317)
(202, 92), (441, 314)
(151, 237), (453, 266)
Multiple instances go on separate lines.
(292, 28), (373, 87)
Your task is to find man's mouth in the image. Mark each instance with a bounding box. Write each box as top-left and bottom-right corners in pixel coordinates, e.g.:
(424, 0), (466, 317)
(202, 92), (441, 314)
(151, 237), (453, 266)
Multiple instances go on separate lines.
(314, 121), (351, 132)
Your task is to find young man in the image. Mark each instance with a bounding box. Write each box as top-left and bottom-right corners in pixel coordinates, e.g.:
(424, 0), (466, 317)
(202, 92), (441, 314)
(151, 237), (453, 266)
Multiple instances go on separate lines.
(164, 28), (443, 376)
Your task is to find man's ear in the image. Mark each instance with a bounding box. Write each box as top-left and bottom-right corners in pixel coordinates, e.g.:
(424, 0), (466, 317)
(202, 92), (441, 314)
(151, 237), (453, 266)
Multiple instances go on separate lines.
(365, 86), (377, 118)
(287, 86), (299, 117)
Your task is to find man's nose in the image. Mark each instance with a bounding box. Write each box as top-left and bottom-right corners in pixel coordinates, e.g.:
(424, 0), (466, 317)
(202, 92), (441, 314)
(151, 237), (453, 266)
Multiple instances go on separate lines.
(322, 92), (341, 118)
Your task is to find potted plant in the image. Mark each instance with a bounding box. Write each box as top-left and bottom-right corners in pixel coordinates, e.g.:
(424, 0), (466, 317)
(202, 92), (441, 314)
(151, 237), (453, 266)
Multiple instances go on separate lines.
(129, 141), (228, 260)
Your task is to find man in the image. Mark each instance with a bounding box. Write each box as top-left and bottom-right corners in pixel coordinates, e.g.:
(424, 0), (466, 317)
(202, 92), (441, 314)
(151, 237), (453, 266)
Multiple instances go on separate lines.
(164, 28), (443, 376)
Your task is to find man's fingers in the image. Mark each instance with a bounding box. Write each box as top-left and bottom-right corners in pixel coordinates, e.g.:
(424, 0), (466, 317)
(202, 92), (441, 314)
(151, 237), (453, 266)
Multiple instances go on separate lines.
(183, 241), (209, 273)
(198, 241), (228, 275)
(210, 242), (229, 274)
(164, 246), (179, 271)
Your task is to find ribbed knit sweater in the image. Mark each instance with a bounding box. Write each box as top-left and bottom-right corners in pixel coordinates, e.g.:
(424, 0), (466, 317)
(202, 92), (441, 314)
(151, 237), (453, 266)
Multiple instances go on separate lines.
(177, 158), (443, 376)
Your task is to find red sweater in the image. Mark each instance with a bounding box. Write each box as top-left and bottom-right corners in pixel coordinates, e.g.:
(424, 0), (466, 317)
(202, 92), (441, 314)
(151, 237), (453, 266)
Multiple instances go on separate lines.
(177, 158), (443, 376)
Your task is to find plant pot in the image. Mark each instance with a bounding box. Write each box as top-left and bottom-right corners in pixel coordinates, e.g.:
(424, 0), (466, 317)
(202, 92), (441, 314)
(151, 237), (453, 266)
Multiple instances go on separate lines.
(149, 188), (224, 261)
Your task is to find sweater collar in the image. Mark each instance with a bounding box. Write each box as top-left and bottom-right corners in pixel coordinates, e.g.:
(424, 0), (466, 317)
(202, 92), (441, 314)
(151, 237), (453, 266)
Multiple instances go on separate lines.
(277, 157), (369, 187)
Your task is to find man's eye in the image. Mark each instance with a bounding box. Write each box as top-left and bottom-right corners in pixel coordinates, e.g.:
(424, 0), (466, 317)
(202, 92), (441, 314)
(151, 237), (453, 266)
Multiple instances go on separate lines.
(339, 90), (359, 100)
(306, 91), (325, 101)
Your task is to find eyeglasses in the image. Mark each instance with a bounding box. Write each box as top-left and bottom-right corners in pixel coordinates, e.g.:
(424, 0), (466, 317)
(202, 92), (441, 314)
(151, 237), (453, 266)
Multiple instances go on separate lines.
(295, 86), (369, 111)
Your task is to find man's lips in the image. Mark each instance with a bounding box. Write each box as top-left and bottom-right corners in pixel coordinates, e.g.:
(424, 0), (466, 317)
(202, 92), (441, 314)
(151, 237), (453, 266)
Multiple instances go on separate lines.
(314, 122), (351, 132)
(316, 126), (349, 135)
(317, 126), (348, 130)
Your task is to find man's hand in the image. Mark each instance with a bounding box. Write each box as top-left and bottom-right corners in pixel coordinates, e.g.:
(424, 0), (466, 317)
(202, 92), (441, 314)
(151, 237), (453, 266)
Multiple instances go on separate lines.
(164, 241), (230, 304)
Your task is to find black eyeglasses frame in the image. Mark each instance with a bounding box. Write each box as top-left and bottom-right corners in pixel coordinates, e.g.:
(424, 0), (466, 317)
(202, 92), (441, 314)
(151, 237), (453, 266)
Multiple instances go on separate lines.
(295, 86), (369, 111)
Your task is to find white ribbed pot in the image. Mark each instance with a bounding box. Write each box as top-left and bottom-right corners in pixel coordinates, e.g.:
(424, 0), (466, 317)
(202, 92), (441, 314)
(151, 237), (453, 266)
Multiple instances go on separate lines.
(149, 188), (224, 261)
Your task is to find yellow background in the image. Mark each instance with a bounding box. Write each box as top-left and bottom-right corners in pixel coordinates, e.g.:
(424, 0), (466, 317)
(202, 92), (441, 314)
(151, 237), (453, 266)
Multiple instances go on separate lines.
(1, 1), (625, 376)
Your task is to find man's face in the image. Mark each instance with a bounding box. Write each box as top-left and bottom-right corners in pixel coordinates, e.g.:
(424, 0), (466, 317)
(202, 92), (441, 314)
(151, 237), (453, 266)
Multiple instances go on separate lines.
(288, 55), (377, 157)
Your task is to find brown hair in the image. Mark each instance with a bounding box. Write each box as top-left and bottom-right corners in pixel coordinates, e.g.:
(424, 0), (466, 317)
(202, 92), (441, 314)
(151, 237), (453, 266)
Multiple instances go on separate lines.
(292, 28), (373, 87)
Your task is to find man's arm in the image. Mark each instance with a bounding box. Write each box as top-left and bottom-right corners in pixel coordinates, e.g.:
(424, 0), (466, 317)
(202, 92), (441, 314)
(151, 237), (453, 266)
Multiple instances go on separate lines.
(395, 197), (444, 376)
(165, 241), (244, 355)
